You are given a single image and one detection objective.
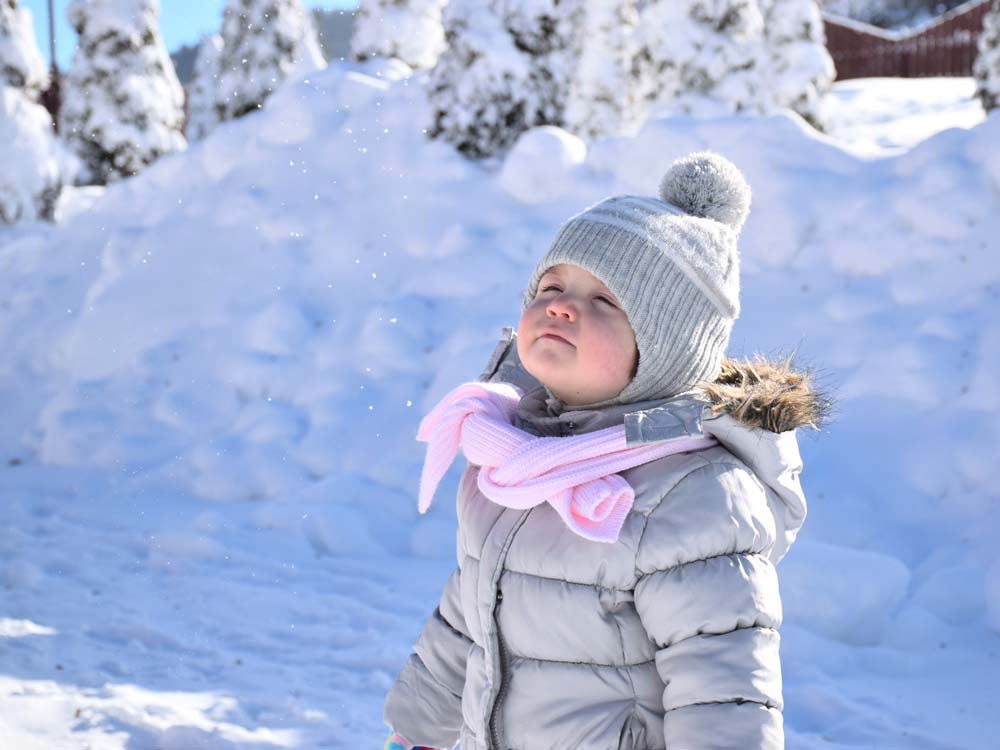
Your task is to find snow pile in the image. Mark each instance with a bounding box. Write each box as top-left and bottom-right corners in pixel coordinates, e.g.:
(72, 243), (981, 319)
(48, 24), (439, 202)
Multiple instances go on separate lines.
(0, 60), (997, 748)
(498, 125), (588, 204)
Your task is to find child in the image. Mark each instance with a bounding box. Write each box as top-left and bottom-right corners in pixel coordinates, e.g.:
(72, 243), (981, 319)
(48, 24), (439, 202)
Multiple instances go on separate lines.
(382, 151), (830, 750)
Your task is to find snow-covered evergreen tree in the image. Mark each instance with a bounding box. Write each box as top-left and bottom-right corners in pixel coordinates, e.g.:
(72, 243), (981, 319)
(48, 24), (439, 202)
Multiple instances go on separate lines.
(760, 0), (835, 129)
(0, 85), (65, 223)
(0, 0), (48, 95)
(350, 0), (447, 70)
(186, 33), (223, 140)
(632, 0), (769, 119)
(425, 0), (528, 160)
(213, 0), (325, 124)
(426, 0), (583, 160)
(563, 0), (644, 140)
(59, 0), (186, 185)
(974, 0), (1000, 112)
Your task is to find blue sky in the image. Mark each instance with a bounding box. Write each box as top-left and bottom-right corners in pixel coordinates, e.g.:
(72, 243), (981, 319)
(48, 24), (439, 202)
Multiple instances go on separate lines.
(22, 0), (359, 70)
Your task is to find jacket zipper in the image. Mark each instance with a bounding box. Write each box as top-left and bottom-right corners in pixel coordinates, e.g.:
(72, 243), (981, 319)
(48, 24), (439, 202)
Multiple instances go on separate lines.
(486, 508), (531, 750)
(488, 586), (508, 750)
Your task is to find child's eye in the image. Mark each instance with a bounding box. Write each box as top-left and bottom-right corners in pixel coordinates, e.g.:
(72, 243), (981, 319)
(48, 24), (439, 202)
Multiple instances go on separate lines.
(541, 285), (615, 306)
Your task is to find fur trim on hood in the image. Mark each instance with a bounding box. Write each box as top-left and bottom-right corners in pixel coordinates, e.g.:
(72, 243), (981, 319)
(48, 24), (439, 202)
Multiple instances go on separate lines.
(697, 354), (834, 434)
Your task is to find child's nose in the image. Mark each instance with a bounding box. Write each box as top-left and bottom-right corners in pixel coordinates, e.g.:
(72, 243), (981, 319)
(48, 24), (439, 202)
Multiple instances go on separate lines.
(546, 297), (577, 319)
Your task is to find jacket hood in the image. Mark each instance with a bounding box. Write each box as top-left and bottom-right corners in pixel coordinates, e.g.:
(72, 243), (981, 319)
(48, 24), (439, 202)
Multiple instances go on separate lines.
(620, 353), (830, 565)
(478, 326), (834, 564)
(696, 355), (831, 564)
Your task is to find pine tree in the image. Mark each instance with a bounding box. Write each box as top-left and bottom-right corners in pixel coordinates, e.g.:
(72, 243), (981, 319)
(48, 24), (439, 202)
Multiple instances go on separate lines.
(760, 0), (835, 129)
(351, 0), (447, 70)
(59, 0), (186, 185)
(186, 33), (223, 140)
(214, 0), (325, 124)
(632, 0), (769, 119)
(0, 0), (48, 94)
(974, 0), (1000, 113)
(563, 0), (644, 140)
(425, 0), (582, 160)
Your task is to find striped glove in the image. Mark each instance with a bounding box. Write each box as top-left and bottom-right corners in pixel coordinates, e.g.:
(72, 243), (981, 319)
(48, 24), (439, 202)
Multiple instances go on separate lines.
(384, 730), (447, 750)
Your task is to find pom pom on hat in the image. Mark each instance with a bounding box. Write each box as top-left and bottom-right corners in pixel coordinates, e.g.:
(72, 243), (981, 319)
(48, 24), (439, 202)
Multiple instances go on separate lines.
(658, 151), (752, 232)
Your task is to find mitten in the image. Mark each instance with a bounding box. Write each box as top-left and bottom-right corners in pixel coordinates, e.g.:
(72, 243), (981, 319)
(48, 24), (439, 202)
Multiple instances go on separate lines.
(383, 730), (447, 750)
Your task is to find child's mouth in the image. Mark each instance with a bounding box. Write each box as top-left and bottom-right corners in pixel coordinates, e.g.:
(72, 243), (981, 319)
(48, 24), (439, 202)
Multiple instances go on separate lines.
(541, 334), (572, 345)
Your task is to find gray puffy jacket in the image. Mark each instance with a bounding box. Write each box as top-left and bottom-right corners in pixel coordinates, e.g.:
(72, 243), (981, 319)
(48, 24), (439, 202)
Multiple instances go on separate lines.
(384, 326), (825, 750)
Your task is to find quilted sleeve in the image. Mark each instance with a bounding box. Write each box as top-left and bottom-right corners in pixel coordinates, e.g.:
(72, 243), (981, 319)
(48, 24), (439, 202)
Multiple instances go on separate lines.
(383, 562), (473, 749)
(633, 461), (786, 750)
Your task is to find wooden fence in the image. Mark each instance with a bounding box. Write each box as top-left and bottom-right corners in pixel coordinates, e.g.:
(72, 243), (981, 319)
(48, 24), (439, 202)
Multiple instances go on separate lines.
(823, 0), (992, 79)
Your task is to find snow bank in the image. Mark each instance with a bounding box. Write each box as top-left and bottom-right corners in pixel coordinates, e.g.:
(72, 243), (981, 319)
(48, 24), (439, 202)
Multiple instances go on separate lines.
(499, 125), (588, 204)
(781, 539), (910, 646)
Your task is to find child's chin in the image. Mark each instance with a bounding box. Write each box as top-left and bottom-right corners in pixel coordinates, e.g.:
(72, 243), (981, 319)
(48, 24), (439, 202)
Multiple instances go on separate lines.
(525, 358), (569, 385)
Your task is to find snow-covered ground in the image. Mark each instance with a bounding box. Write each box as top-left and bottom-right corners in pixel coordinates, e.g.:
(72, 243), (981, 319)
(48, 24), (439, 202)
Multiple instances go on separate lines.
(821, 76), (986, 156)
(0, 66), (997, 749)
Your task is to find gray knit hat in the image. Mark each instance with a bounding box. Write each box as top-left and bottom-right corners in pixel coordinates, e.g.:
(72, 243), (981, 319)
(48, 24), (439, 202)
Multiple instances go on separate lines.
(521, 151), (752, 409)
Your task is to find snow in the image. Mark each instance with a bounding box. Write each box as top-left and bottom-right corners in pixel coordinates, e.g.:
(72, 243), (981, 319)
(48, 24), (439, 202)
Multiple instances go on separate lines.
(350, 0), (447, 70)
(975, 0), (1000, 112)
(821, 77), (987, 156)
(987, 559), (1000, 633)
(211, 0), (326, 133)
(498, 125), (588, 204)
(0, 63), (997, 748)
(0, 86), (68, 224)
(0, 0), (48, 93)
(59, 0), (186, 185)
(186, 33), (225, 141)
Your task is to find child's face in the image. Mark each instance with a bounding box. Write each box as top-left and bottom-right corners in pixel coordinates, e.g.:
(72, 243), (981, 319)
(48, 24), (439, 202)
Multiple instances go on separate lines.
(517, 264), (638, 406)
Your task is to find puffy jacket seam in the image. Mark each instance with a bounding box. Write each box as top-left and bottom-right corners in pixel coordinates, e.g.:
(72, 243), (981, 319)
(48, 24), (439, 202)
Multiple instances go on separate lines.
(609, 592), (635, 696)
(507, 653), (656, 668)
(660, 624), (780, 651)
(434, 604), (473, 647)
(410, 644), (464, 701)
(665, 696), (782, 711)
(500, 565), (635, 591)
(396, 663), (461, 705)
(632, 460), (726, 580)
(638, 548), (773, 577)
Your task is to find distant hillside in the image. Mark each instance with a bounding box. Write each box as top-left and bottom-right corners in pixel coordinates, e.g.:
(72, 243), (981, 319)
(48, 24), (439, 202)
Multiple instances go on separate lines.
(169, 8), (357, 85)
(819, 0), (972, 29)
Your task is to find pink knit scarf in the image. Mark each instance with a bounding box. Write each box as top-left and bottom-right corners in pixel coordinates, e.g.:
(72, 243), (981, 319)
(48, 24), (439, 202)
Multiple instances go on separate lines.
(416, 381), (718, 544)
